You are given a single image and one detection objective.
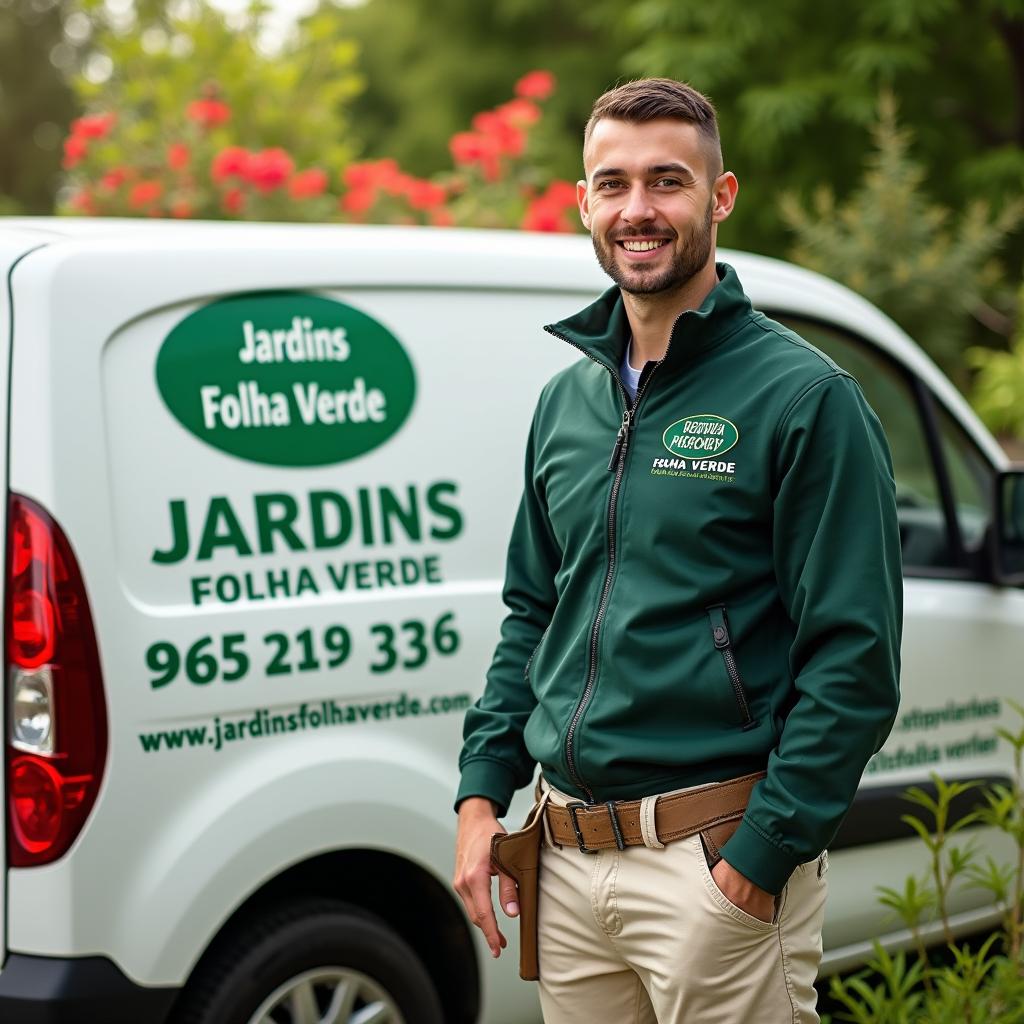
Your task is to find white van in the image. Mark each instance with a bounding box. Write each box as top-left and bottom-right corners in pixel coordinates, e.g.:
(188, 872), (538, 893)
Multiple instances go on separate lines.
(0, 217), (1021, 1024)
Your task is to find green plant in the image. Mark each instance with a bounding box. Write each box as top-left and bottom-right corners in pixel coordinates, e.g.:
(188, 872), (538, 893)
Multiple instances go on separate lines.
(780, 93), (1022, 382)
(968, 285), (1024, 441)
(825, 699), (1024, 1022)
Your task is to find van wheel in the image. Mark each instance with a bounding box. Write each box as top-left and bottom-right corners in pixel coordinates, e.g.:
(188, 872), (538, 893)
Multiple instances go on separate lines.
(172, 899), (444, 1024)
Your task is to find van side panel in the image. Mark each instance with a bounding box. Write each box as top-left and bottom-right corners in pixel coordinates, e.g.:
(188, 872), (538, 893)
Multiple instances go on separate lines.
(5, 236), (586, 1024)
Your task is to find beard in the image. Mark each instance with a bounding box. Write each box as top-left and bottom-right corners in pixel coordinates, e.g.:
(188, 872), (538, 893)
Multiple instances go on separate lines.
(592, 199), (714, 295)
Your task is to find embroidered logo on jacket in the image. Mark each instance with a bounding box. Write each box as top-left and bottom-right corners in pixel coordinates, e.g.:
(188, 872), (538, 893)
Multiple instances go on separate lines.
(653, 414), (739, 481)
(662, 414), (738, 457)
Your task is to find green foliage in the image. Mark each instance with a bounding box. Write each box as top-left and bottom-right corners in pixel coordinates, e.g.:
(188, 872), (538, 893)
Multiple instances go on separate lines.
(968, 284), (1024, 438)
(826, 946), (927, 1023)
(0, 0), (82, 214)
(61, 0), (363, 220)
(826, 700), (1024, 1021)
(326, 0), (619, 183)
(591, 0), (1024, 260)
(780, 95), (1022, 380)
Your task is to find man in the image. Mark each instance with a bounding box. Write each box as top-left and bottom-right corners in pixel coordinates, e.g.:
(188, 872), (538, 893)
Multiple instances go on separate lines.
(453, 78), (902, 1023)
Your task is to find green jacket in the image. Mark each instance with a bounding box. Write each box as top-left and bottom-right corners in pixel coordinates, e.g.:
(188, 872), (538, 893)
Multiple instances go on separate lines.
(457, 263), (902, 893)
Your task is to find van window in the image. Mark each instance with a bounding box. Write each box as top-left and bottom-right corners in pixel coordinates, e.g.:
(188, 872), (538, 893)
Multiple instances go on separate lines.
(933, 401), (991, 552)
(772, 317), (991, 576)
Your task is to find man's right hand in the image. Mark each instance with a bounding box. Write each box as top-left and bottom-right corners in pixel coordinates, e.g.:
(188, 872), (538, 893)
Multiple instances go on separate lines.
(453, 797), (519, 958)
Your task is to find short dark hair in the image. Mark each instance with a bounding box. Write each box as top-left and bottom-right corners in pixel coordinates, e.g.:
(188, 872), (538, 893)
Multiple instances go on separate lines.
(584, 78), (723, 181)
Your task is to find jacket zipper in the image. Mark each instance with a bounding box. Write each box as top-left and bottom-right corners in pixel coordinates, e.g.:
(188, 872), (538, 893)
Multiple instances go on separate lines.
(524, 627), (549, 682)
(543, 324), (669, 802)
(706, 605), (758, 730)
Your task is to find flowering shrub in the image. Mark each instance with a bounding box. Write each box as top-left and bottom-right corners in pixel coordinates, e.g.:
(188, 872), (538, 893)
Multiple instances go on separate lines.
(61, 70), (581, 234)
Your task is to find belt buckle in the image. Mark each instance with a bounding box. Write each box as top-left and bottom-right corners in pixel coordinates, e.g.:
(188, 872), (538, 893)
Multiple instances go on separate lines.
(565, 801), (626, 853)
(565, 802), (598, 854)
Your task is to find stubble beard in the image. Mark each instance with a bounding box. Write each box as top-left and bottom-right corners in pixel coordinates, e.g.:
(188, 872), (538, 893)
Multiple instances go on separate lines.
(592, 199), (714, 296)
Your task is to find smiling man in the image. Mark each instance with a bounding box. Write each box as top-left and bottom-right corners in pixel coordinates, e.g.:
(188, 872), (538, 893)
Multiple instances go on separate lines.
(454, 78), (903, 1023)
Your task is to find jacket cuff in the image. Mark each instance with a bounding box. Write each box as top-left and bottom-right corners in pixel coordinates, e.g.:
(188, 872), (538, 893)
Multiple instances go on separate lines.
(454, 758), (519, 817)
(720, 816), (801, 895)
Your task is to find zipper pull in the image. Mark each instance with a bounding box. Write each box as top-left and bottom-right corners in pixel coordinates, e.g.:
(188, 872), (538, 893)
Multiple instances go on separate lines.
(607, 408), (632, 471)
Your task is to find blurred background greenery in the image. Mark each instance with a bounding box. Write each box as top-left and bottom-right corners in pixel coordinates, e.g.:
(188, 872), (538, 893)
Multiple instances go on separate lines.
(2, 0), (1024, 440)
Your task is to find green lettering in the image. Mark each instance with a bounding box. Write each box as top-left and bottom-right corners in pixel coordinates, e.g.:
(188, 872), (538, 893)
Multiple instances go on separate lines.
(380, 485), (422, 543)
(310, 491), (353, 549)
(427, 481), (463, 540)
(358, 488), (375, 545)
(197, 498), (253, 560)
(153, 499), (190, 564)
(254, 493), (304, 554)
(296, 567), (319, 595)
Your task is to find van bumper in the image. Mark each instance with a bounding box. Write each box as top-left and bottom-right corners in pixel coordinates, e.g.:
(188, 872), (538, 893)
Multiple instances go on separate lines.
(0, 953), (178, 1023)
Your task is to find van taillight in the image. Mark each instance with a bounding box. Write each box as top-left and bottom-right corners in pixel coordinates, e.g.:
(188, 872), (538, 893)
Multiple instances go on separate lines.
(5, 493), (107, 866)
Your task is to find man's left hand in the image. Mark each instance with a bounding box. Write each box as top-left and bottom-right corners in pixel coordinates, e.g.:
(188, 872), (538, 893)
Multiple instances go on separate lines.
(711, 859), (776, 923)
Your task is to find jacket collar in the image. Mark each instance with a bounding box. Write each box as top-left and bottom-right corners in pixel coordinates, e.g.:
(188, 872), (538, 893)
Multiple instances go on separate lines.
(544, 262), (753, 372)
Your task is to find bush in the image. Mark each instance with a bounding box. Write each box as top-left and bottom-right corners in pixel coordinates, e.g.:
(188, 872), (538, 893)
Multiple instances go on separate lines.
(59, 6), (580, 235)
(824, 701), (1024, 1022)
(967, 283), (1024, 442)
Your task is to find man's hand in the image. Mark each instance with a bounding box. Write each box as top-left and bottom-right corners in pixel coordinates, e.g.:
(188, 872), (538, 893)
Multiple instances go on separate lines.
(453, 797), (520, 958)
(712, 858), (776, 923)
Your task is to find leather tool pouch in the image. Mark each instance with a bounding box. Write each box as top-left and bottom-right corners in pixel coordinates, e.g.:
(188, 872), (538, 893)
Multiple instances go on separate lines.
(490, 797), (547, 981)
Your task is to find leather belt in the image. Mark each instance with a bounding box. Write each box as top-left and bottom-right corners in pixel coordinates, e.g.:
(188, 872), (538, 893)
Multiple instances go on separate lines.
(544, 770), (766, 853)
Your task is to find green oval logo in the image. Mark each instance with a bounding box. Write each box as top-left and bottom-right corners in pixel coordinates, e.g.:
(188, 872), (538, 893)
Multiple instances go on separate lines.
(156, 291), (416, 467)
(662, 414), (739, 458)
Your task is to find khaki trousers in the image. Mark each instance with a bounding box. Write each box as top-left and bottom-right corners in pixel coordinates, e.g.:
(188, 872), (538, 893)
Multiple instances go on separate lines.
(536, 778), (828, 1024)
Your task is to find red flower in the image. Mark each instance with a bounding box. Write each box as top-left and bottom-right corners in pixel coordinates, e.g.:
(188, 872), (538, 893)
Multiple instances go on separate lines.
(99, 166), (132, 191)
(377, 162), (407, 195)
(170, 200), (194, 219)
(68, 189), (98, 215)
(430, 208), (455, 227)
(211, 146), (251, 182)
(222, 188), (246, 215)
(186, 98), (231, 128)
(450, 131), (503, 180)
(167, 143), (190, 170)
(515, 70), (556, 100)
(246, 148), (295, 193)
(522, 197), (572, 233)
(62, 135), (88, 169)
(543, 180), (579, 208)
(382, 171), (417, 198)
(497, 98), (541, 126)
(71, 113), (116, 139)
(128, 181), (163, 209)
(341, 188), (375, 214)
(288, 168), (329, 199)
(343, 163), (374, 190)
(472, 111), (525, 158)
(450, 131), (489, 165)
(343, 159), (397, 191)
(405, 179), (447, 210)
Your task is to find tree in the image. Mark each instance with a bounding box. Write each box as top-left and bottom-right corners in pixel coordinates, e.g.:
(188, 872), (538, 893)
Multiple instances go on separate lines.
(322, 0), (622, 184)
(0, 0), (82, 213)
(781, 95), (1022, 380)
(590, 0), (1024, 264)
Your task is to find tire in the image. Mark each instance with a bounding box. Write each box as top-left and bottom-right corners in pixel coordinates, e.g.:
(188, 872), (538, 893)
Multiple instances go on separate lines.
(171, 899), (445, 1024)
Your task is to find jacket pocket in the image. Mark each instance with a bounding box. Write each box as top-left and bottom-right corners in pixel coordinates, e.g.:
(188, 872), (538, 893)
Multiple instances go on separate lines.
(706, 605), (759, 731)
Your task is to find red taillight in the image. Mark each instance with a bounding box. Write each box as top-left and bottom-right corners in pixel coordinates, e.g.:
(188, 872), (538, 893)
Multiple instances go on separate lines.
(5, 493), (108, 866)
